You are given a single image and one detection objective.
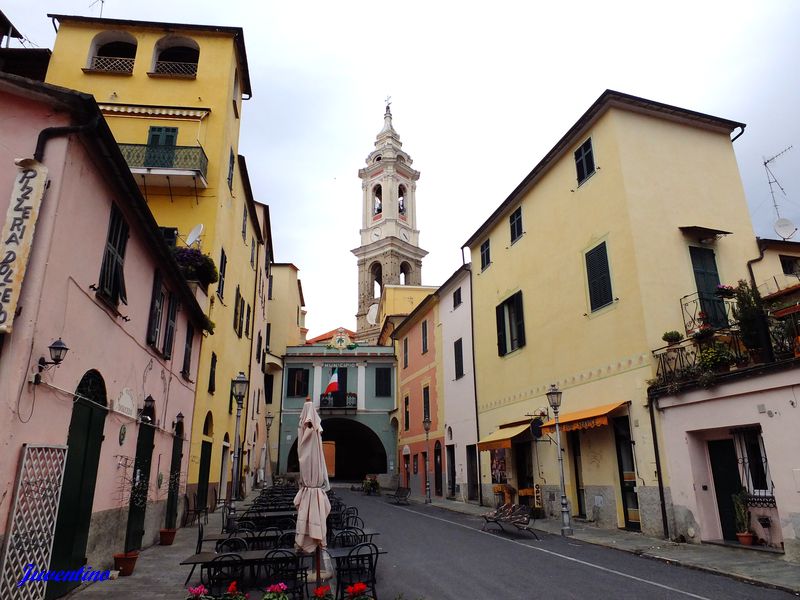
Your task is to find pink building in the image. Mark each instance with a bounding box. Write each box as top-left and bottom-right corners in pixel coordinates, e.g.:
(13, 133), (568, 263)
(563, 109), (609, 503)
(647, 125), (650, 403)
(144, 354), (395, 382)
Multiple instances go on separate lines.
(0, 73), (206, 596)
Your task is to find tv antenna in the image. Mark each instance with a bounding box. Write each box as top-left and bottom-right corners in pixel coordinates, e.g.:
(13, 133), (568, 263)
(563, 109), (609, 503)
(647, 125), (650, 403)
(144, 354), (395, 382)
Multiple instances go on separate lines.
(89, 0), (107, 17)
(764, 146), (796, 239)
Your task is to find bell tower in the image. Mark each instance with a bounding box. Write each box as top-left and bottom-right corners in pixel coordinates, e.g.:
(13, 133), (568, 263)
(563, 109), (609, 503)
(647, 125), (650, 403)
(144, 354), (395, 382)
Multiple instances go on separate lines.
(353, 103), (427, 343)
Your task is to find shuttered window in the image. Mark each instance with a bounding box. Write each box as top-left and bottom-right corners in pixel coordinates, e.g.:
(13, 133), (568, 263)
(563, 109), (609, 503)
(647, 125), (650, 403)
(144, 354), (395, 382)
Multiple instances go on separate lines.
(146, 270), (165, 346)
(218, 248), (227, 299)
(496, 291), (525, 356)
(208, 352), (217, 393)
(454, 338), (464, 379)
(480, 239), (491, 270)
(375, 367), (391, 397)
(574, 138), (595, 184)
(162, 294), (179, 358)
(510, 207), (523, 243)
(98, 204), (129, 305)
(181, 324), (194, 378)
(586, 241), (613, 312)
(421, 320), (428, 353)
(423, 385), (430, 420)
(233, 286), (242, 336)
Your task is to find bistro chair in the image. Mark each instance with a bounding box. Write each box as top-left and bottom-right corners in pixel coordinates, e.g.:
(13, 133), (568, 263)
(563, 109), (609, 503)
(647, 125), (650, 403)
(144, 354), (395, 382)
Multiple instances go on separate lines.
(343, 515), (365, 529)
(194, 492), (210, 524)
(216, 536), (248, 553)
(254, 526), (283, 550)
(220, 505), (231, 533)
(335, 542), (379, 600)
(184, 494), (203, 527)
(202, 554), (244, 596)
(276, 531), (296, 549)
(330, 529), (361, 548)
(263, 549), (307, 599)
(184, 522), (205, 585)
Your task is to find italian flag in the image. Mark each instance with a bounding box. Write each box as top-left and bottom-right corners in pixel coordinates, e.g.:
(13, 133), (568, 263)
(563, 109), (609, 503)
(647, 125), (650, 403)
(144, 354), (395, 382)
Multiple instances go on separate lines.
(325, 369), (339, 394)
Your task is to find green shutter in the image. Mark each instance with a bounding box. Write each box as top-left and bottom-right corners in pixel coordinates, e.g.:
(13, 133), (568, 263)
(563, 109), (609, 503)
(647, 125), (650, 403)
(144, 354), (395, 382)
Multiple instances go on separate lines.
(586, 242), (613, 311)
(514, 291), (526, 348)
(496, 304), (507, 356)
(146, 270), (162, 345)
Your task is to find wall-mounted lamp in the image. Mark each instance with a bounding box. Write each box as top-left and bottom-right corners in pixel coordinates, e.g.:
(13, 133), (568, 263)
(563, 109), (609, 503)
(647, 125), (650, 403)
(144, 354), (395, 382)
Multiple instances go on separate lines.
(32, 338), (69, 384)
(172, 411), (185, 432)
(138, 395), (156, 423)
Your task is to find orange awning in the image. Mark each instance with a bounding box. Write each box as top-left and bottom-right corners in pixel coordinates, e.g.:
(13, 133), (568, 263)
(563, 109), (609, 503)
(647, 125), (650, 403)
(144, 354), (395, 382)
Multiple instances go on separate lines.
(477, 423), (530, 452)
(541, 401), (627, 434)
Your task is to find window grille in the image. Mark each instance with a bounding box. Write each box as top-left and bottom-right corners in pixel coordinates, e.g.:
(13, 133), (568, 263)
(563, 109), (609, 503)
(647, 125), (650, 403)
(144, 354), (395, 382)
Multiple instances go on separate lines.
(90, 55), (134, 73)
(731, 426), (775, 505)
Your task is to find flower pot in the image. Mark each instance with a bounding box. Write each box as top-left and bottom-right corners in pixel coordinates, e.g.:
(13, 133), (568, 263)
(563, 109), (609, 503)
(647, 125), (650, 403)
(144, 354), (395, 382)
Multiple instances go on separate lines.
(159, 528), (177, 545)
(735, 532), (754, 546)
(113, 551), (139, 576)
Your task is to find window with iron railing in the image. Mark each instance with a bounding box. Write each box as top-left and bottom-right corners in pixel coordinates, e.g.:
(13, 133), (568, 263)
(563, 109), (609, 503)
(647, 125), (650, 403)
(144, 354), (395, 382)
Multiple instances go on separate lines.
(732, 426), (775, 506)
(90, 55), (135, 73)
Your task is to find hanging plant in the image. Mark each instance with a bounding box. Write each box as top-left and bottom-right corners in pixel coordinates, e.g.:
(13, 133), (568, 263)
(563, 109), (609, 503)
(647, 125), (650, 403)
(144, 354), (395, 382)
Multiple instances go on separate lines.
(173, 247), (219, 287)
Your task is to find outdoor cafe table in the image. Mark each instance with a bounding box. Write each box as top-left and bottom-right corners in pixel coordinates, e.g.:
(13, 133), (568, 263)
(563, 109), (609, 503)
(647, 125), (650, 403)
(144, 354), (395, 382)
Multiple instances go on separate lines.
(180, 546), (386, 570)
(203, 528), (380, 550)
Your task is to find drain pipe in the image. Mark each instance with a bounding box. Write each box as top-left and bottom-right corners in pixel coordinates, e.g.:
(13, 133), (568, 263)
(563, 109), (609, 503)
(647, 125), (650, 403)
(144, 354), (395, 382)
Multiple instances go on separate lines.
(35, 118), (99, 163)
(648, 393), (670, 539)
(463, 247), (484, 506)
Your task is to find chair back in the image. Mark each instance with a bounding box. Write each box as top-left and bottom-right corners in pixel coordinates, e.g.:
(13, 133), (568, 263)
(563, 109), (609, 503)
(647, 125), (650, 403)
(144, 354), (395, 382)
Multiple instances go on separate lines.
(264, 549), (306, 594)
(195, 522), (205, 554)
(276, 531), (296, 549)
(343, 515), (365, 529)
(330, 528), (361, 548)
(220, 505), (230, 533)
(202, 553), (243, 595)
(336, 542), (378, 599)
(216, 536), (248, 553)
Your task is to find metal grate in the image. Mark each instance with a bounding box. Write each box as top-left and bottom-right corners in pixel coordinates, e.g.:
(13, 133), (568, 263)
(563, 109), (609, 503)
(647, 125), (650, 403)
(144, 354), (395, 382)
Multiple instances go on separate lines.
(154, 60), (198, 76)
(90, 56), (134, 73)
(0, 445), (68, 600)
(118, 144), (208, 178)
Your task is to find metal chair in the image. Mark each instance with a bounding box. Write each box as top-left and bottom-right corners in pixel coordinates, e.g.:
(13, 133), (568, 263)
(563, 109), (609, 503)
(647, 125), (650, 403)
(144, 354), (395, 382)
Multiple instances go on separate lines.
(216, 536), (248, 553)
(263, 548), (307, 599)
(184, 522), (204, 585)
(343, 515), (365, 529)
(335, 542), (379, 600)
(330, 529), (361, 548)
(201, 554), (244, 596)
(276, 531), (296, 549)
(194, 492), (210, 524)
(184, 494), (203, 527)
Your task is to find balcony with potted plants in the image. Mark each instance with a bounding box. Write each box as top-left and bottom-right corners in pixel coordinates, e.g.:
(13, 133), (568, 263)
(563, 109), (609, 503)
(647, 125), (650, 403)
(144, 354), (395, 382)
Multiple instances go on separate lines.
(649, 280), (799, 396)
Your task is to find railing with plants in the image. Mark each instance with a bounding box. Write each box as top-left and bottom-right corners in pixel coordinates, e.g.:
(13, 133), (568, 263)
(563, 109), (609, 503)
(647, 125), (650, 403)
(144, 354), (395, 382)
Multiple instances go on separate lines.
(680, 290), (736, 335)
(118, 143), (209, 178)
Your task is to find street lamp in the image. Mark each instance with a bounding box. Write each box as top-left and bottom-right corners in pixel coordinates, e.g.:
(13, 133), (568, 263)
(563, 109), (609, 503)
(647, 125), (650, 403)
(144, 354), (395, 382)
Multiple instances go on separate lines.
(422, 416), (432, 504)
(264, 412), (274, 488)
(229, 372), (248, 529)
(546, 384), (573, 536)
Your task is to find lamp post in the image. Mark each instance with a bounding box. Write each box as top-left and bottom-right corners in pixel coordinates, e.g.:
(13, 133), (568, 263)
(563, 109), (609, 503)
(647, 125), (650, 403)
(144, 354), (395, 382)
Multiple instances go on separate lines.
(229, 372), (249, 529)
(265, 412), (274, 487)
(546, 384), (573, 536)
(423, 416), (432, 504)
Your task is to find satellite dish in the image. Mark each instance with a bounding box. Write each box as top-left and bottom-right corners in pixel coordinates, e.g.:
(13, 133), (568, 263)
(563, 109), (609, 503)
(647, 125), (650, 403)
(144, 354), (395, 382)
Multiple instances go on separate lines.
(366, 303), (379, 326)
(774, 218), (797, 240)
(186, 223), (204, 246)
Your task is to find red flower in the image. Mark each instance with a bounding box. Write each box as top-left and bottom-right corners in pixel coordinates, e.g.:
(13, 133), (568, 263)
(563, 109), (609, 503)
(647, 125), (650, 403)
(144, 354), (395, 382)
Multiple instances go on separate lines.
(346, 582), (368, 597)
(314, 585), (332, 598)
(228, 581), (238, 594)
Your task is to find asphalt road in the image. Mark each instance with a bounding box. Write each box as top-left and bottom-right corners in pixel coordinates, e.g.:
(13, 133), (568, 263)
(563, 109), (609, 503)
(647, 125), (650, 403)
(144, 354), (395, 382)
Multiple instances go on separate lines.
(338, 490), (795, 600)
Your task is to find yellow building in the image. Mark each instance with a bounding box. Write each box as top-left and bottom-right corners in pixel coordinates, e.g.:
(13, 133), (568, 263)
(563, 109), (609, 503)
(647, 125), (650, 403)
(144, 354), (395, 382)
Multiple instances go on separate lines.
(465, 90), (758, 536)
(45, 14), (263, 508)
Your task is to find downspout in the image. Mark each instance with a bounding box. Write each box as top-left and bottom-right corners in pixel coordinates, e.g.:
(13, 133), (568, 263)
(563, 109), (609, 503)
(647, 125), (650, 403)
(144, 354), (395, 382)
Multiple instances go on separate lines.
(647, 393), (670, 539)
(464, 247), (484, 506)
(731, 125), (746, 143)
(746, 238), (775, 363)
(35, 119), (99, 162)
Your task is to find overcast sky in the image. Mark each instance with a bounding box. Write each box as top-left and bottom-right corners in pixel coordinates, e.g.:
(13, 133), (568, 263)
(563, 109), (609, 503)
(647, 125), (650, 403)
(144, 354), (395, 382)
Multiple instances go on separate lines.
(6, 1), (800, 337)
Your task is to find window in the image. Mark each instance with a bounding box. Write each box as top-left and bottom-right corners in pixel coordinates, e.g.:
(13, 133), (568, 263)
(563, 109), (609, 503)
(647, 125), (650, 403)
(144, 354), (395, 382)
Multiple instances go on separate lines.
(242, 204), (247, 241)
(423, 385), (430, 420)
(181, 324), (194, 378)
(228, 380), (234, 414)
(574, 138), (595, 185)
(454, 338), (464, 379)
(375, 367), (391, 397)
(250, 237), (256, 267)
(510, 207), (523, 243)
(732, 426), (773, 498)
(162, 294), (179, 359)
(421, 320), (428, 353)
(98, 204), (129, 306)
(403, 338), (408, 369)
(404, 396), (410, 431)
(287, 368), (309, 397)
(265, 373), (274, 404)
(267, 275), (273, 300)
(413, 454), (418, 474)
(586, 241), (613, 312)
(146, 127), (178, 168)
(227, 150), (235, 190)
(245, 303), (251, 338)
(780, 255), (800, 276)
(453, 287), (462, 309)
(480, 239), (491, 270)
(233, 286), (242, 337)
(208, 352), (217, 393)
(146, 271), (166, 347)
(496, 291), (525, 356)
(218, 248), (227, 299)
(266, 323), (272, 349)
(256, 332), (263, 364)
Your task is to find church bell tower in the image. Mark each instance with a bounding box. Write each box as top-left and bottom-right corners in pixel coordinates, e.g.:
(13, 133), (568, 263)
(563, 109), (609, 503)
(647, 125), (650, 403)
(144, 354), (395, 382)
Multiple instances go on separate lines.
(352, 103), (427, 343)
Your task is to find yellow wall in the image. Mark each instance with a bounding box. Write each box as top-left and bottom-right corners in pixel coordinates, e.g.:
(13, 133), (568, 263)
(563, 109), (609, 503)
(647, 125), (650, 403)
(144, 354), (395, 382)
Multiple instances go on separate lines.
(45, 19), (259, 494)
(469, 103), (757, 528)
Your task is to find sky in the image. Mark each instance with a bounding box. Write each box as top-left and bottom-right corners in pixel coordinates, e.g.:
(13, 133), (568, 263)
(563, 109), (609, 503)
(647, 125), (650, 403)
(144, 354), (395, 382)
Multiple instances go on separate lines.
(5, 1), (800, 337)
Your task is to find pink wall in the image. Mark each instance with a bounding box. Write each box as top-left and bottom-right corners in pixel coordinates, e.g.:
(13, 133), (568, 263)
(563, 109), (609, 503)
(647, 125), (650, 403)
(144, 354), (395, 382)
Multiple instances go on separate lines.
(0, 88), (200, 538)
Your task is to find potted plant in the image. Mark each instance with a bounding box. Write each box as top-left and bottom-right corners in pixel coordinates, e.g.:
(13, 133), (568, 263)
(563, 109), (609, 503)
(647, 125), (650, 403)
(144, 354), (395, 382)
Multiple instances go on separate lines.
(362, 475), (380, 496)
(715, 284), (736, 298)
(698, 343), (733, 373)
(173, 247), (219, 288)
(662, 330), (683, 345)
(732, 488), (754, 545)
(733, 280), (767, 362)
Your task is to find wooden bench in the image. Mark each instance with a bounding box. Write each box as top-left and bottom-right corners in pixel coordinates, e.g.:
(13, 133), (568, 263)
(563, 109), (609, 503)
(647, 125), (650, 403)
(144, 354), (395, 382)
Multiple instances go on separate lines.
(386, 487), (411, 505)
(482, 504), (540, 539)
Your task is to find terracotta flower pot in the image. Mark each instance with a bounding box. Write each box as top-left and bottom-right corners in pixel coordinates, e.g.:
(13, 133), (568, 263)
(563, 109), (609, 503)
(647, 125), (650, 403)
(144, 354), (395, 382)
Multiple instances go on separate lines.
(735, 532), (754, 546)
(159, 528), (177, 545)
(113, 551), (139, 576)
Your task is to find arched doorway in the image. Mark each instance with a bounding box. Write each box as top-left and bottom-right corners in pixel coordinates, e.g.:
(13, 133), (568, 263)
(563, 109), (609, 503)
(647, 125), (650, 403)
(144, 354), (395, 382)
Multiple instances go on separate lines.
(434, 440), (443, 497)
(47, 371), (108, 599)
(125, 396), (156, 553)
(287, 418), (387, 481)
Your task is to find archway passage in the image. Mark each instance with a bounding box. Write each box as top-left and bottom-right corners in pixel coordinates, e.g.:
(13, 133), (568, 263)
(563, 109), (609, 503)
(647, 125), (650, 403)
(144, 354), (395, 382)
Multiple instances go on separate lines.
(287, 418), (387, 482)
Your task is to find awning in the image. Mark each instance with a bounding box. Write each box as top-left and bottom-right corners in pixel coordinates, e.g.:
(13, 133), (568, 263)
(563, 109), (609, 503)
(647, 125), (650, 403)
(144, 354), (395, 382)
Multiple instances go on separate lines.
(477, 423), (530, 452)
(541, 401), (627, 434)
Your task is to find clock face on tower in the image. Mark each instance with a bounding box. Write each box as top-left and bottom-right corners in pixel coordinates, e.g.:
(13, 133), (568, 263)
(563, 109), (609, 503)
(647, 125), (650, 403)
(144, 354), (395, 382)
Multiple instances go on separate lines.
(400, 229), (410, 242)
(372, 228), (381, 241)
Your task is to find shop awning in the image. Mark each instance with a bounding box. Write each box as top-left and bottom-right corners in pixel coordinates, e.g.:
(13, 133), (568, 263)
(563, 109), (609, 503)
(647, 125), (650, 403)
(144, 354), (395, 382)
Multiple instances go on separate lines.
(541, 401), (627, 434)
(477, 423), (530, 452)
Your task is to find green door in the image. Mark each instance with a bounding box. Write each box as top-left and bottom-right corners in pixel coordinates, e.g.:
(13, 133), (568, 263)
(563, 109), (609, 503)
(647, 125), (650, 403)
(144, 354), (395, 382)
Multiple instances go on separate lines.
(690, 246), (726, 328)
(47, 372), (107, 599)
(165, 429), (183, 530)
(125, 414), (156, 552)
(196, 440), (213, 513)
(145, 126), (178, 168)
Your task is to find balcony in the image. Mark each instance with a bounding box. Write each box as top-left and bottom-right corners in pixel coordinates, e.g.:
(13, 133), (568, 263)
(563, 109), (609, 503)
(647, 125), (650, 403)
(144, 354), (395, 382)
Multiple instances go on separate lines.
(86, 55), (135, 74)
(319, 392), (357, 410)
(151, 60), (198, 78)
(118, 143), (208, 188)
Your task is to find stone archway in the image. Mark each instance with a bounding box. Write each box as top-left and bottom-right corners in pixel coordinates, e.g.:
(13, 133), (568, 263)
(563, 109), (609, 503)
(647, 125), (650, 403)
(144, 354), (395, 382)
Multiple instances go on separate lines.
(287, 418), (387, 481)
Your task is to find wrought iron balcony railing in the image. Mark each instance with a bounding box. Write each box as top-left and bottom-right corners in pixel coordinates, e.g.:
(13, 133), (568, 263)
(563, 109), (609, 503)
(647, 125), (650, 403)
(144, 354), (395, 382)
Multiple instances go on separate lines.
(319, 392), (357, 409)
(118, 144), (208, 178)
(681, 291), (737, 335)
(89, 55), (135, 73)
(153, 60), (198, 76)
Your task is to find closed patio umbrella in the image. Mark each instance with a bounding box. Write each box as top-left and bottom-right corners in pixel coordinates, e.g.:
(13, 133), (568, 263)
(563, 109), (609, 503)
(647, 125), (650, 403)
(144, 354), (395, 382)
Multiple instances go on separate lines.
(294, 398), (331, 583)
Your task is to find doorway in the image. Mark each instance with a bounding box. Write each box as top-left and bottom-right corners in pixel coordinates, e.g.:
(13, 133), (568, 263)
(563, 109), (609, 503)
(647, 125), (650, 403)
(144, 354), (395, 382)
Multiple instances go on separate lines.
(434, 441), (443, 497)
(446, 444), (456, 498)
(568, 430), (586, 518)
(165, 421), (184, 530)
(708, 439), (742, 541)
(146, 126), (177, 168)
(125, 400), (156, 552)
(219, 439), (230, 502)
(613, 416), (641, 531)
(690, 246), (726, 328)
(47, 371), (107, 600)
(197, 440), (213, 510)
(466, 444), (478, 501)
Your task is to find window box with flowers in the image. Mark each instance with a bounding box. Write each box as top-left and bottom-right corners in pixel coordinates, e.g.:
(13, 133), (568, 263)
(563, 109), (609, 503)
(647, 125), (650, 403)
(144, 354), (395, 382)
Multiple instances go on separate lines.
(173, 247), (219, 289)
(715, 284), (736, 299)
(698, 343), (733, 373)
